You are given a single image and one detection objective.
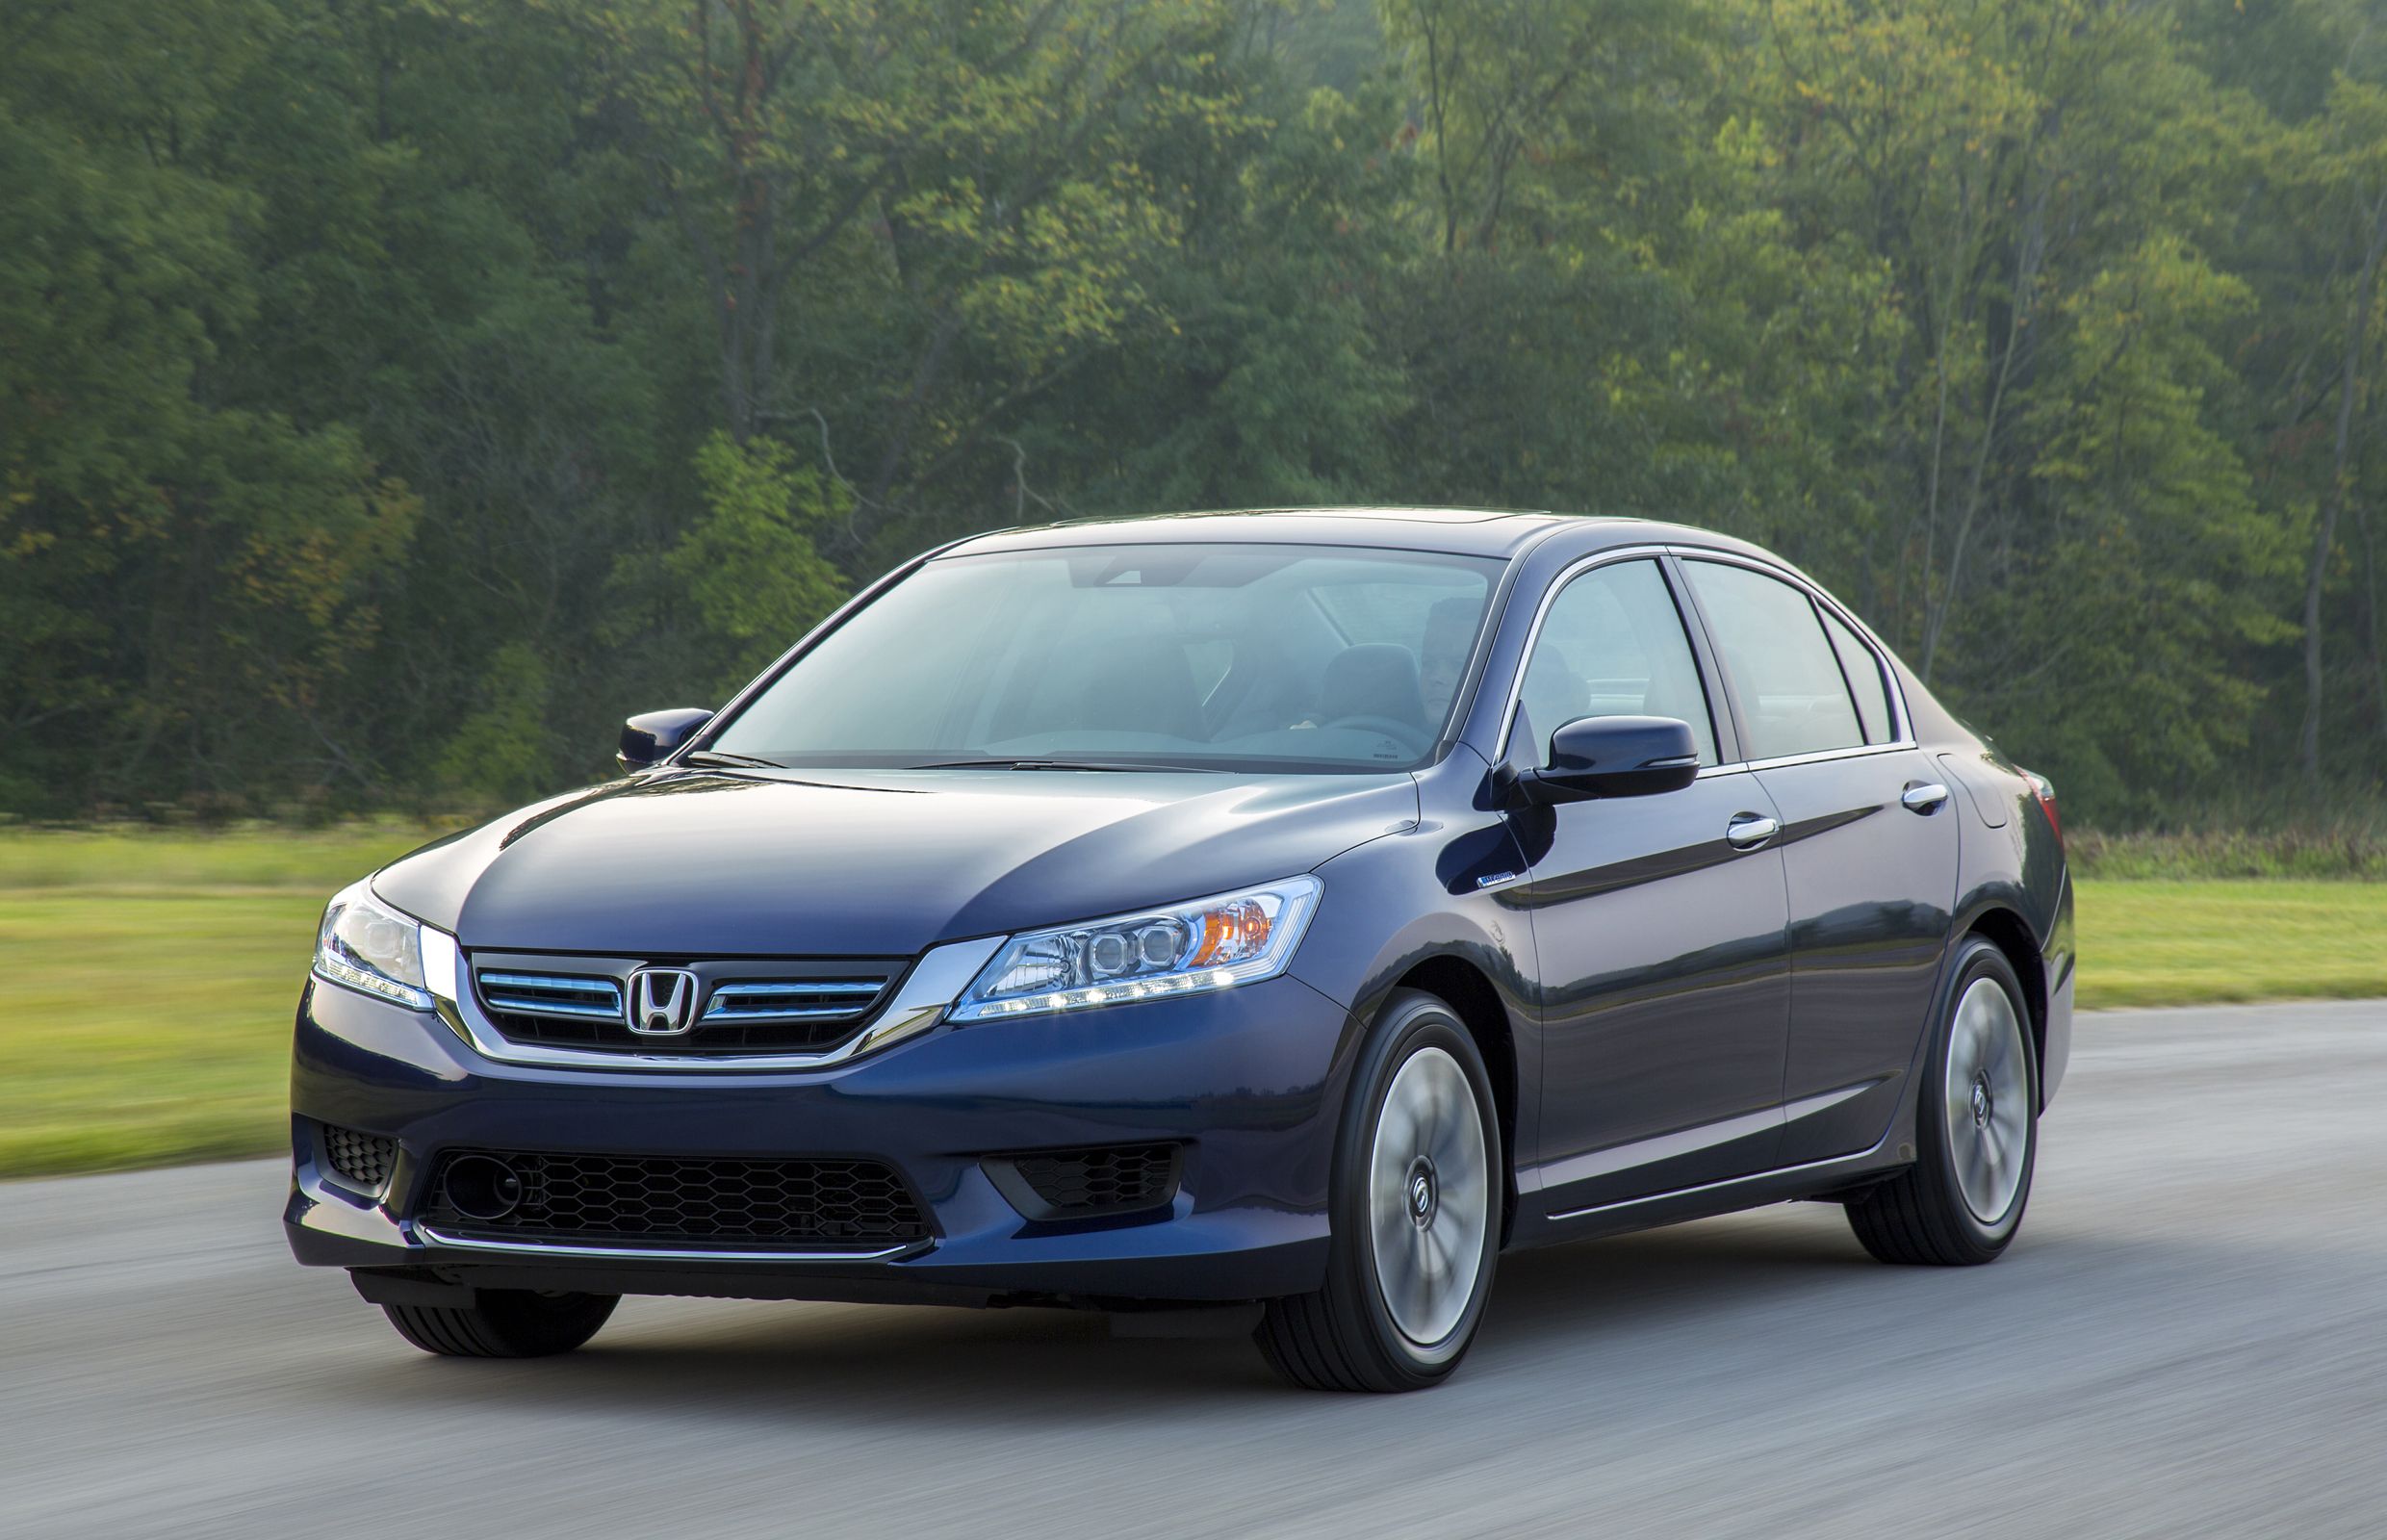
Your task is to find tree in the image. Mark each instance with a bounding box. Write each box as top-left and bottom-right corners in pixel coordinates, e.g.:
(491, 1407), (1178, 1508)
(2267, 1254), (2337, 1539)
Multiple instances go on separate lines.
(0, 0), (416, 811)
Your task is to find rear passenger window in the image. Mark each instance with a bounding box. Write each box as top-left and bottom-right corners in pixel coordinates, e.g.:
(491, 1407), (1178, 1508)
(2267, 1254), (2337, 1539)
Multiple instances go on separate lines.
(1518, 559), (1718, 765)
(1681, 561), (1862, 760)
(1817, 606), (1894, 744)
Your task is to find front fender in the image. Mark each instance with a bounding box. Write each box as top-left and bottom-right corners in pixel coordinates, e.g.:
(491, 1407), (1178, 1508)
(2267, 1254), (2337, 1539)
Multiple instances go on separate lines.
(1290, 793), (1542, 1178)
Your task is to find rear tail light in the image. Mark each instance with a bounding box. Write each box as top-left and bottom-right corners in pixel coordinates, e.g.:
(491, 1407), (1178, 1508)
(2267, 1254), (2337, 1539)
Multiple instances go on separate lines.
(2020, 768), (2061, 846)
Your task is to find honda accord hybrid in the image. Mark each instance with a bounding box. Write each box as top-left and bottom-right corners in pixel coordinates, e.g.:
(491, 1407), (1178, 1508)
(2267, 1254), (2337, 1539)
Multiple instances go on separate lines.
(288, 507), (2073, 1391)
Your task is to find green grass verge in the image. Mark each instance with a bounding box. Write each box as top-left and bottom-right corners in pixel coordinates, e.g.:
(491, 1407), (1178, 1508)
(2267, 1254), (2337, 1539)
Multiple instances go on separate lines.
(2069, 880), (2387, 1009)
(5, 828), (2387, 1178)
(0, 827), (444, 1179)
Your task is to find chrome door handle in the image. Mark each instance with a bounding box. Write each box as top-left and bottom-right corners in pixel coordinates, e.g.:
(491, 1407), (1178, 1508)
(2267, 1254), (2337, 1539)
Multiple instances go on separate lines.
(1725, 812), (1779, 850)
(1901, 782), (1951, 814)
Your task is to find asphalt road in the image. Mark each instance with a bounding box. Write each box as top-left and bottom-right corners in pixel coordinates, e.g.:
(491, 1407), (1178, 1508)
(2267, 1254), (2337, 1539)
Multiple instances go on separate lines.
(5, 1000), (2385, 1539)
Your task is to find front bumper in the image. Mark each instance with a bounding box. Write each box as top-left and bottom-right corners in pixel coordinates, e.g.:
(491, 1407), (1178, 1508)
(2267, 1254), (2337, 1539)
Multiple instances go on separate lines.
(287, 972), (1356, 1304)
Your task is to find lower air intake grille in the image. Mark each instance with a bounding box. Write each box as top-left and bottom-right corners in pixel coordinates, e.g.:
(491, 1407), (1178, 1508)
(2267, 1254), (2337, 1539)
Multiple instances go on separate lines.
(321, 1125), (398, 1191)
(422, 1150), (930, 1248)
(993, 1143), (1181, 1220)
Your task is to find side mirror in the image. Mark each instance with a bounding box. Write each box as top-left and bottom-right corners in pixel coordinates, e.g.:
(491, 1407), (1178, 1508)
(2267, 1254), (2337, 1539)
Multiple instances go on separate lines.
(1510, 715), (1700, 806)
(618, 707), (714, 770)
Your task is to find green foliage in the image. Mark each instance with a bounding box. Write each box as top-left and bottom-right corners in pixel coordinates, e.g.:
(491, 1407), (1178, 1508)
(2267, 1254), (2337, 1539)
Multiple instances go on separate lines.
(665, 432), (851, 695)
(433, 642), (561, 805)
(2070, 826), (2387, 882)
(5, 0), (2387, 828)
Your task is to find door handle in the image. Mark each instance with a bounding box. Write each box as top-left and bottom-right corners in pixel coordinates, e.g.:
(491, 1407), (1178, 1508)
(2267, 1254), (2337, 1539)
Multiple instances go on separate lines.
(1901, 782), (1951, 814)
(1725, 812), (1779, 850)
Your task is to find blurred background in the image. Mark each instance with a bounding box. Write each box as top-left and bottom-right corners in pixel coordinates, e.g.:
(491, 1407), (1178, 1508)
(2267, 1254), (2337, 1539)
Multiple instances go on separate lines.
(4, 0), (2386, 1164)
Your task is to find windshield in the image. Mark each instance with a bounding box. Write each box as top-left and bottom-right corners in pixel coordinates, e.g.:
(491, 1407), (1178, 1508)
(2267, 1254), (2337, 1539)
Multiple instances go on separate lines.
(710, 543), (1503, 772)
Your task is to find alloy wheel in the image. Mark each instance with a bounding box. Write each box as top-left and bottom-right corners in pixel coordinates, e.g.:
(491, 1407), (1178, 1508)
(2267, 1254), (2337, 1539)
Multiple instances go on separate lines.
(1942, 976), (2030, 1225)
(1367, 1045), (1490, 1348)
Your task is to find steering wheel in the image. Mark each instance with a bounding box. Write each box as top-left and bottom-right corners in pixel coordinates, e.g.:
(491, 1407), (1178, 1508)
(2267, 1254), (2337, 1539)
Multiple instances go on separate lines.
(1322, 715), (1434, 757)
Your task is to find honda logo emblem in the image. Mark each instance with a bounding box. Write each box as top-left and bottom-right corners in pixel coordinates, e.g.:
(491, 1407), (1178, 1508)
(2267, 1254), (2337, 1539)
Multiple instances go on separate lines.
(628, 968), (700, 1035)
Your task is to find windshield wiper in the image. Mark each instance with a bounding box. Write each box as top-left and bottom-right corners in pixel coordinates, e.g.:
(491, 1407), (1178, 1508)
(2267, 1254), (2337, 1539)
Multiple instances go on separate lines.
(907, 757), (1215, 773)
(680, 750), (785, 769)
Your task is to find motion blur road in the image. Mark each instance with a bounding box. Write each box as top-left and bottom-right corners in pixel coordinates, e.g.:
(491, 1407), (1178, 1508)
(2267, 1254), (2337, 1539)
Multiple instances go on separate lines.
(5, 1000), (2384, 1539)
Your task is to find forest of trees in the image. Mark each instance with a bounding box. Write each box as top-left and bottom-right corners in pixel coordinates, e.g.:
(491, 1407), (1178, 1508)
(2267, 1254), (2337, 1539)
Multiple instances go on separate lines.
(4, 0), (2385, 827)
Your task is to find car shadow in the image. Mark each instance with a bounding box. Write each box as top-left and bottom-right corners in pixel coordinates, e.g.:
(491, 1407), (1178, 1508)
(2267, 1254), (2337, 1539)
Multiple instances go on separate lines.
(351, 1203), (1916, 1422)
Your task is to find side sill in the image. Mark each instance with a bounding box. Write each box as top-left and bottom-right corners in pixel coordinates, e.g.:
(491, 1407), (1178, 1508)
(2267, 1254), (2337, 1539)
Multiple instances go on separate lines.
(1544, 1131), (1898, 1226)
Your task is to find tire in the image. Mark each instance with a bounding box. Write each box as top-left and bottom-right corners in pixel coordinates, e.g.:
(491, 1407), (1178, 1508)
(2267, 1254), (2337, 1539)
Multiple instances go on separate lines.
(382, 1289), (620, 1358)
(1847, 937), (2038, 1266)
(1256, 990), (1502, 1393)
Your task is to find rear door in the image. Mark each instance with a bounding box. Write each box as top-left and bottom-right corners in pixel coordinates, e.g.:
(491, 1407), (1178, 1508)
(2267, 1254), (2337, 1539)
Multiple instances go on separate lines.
(1678, 556), (1960, 1166)
(1511, 556), (1794, 1214)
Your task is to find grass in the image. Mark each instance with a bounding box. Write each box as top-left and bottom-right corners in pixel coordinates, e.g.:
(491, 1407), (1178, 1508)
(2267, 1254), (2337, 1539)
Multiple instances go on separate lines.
(3, 827), (2386, 1178)
(0, 825), (445, 1179)
(2069, 880), (2387, 1009)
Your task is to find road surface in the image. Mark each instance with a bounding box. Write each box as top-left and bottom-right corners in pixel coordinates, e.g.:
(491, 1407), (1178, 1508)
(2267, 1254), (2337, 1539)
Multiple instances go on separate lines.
(5, 1000), (2384, 1538)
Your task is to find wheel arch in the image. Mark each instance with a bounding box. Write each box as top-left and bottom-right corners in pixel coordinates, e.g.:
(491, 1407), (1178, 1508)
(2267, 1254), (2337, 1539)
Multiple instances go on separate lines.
(1963, 906), (2047, 1105)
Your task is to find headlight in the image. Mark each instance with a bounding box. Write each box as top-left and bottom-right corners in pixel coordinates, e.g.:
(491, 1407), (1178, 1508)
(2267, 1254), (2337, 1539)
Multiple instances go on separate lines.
(949, 876), (1322, 1023)
(313, 880), (434, 1011)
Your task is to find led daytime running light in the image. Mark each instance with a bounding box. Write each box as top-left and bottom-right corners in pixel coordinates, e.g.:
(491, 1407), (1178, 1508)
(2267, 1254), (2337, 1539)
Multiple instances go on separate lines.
(950, 877), (1321, 1023)
(312, 880), (435, 1012)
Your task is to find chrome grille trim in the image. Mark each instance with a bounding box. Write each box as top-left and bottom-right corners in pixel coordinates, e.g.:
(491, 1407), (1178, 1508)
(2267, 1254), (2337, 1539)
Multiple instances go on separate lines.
(703, 978), (892, 1022)
(413, 1224), (928, 1263)
(420, 929), (1006, 1073)
(476, 970), (624, 1020)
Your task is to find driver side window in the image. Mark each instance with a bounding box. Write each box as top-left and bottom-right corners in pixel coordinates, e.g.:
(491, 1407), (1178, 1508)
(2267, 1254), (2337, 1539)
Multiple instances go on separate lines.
(1518, 559), (1719, 766)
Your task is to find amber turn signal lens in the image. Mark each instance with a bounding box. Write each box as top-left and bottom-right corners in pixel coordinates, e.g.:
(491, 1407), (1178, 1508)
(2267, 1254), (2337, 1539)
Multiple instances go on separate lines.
(1190, 898), (1273, 967)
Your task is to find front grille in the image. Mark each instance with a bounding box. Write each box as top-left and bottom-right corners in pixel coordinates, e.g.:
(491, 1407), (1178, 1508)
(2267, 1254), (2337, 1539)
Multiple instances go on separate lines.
(321, 1124), (398, 1191)
(469, 954), (903, 1055)
(479, 970), (621, 1020)
(995, 1143), (1181, 1219)
(421, 1149), (930, 1248)
(704, 979), (887, 1020)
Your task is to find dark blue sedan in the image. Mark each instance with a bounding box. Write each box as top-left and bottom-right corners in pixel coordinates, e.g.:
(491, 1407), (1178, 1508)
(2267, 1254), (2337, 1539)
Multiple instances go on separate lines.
(288, 507), (2073, 1391)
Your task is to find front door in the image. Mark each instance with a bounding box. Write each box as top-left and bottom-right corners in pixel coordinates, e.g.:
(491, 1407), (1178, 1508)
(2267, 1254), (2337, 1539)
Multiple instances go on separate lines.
(1510, 557), (1794, 1214)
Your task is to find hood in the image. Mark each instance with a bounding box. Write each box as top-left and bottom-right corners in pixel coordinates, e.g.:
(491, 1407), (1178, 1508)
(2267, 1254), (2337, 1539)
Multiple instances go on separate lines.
(372, 767), (1420, 956)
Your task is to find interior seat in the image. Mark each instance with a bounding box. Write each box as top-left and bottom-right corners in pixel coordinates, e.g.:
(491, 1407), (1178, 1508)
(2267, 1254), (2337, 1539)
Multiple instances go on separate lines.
(1074, 635), (1204, 740)
(1317, 643), (1426, 730)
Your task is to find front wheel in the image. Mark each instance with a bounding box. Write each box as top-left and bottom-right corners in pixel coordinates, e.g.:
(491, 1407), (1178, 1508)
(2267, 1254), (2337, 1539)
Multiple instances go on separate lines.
(1257, 990), (1501, 1392)
(1847, 937), (2038, 1266)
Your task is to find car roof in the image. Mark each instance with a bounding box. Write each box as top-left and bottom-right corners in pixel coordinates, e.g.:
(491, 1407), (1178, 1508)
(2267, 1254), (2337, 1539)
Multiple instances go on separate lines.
(937, 506), (1761, 562)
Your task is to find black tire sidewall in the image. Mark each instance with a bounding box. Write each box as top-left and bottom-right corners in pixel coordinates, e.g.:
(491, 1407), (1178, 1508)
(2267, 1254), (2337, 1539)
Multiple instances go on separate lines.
(1326, 992), (1501, 1385)
(1921, 940), (2039, 1253)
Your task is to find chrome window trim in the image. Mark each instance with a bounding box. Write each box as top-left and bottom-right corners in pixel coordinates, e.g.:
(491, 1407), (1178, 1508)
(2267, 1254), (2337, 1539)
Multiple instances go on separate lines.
(1691, 741), (1918, 780)
(1493, 543), (1683, 763)
(411, 1224), (928, 1264)
(1496, 542), (1918, 772)
(1668, 547), (1915, 748)
(419, 929), (1004, 1073)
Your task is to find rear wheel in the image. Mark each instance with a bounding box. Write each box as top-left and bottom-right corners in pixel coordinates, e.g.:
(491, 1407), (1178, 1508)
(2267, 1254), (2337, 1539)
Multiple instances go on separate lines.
(382, 1289), (619, 1358)
(1256, 990), (1501, 1392)
(1847, 937), (2038, 1266)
